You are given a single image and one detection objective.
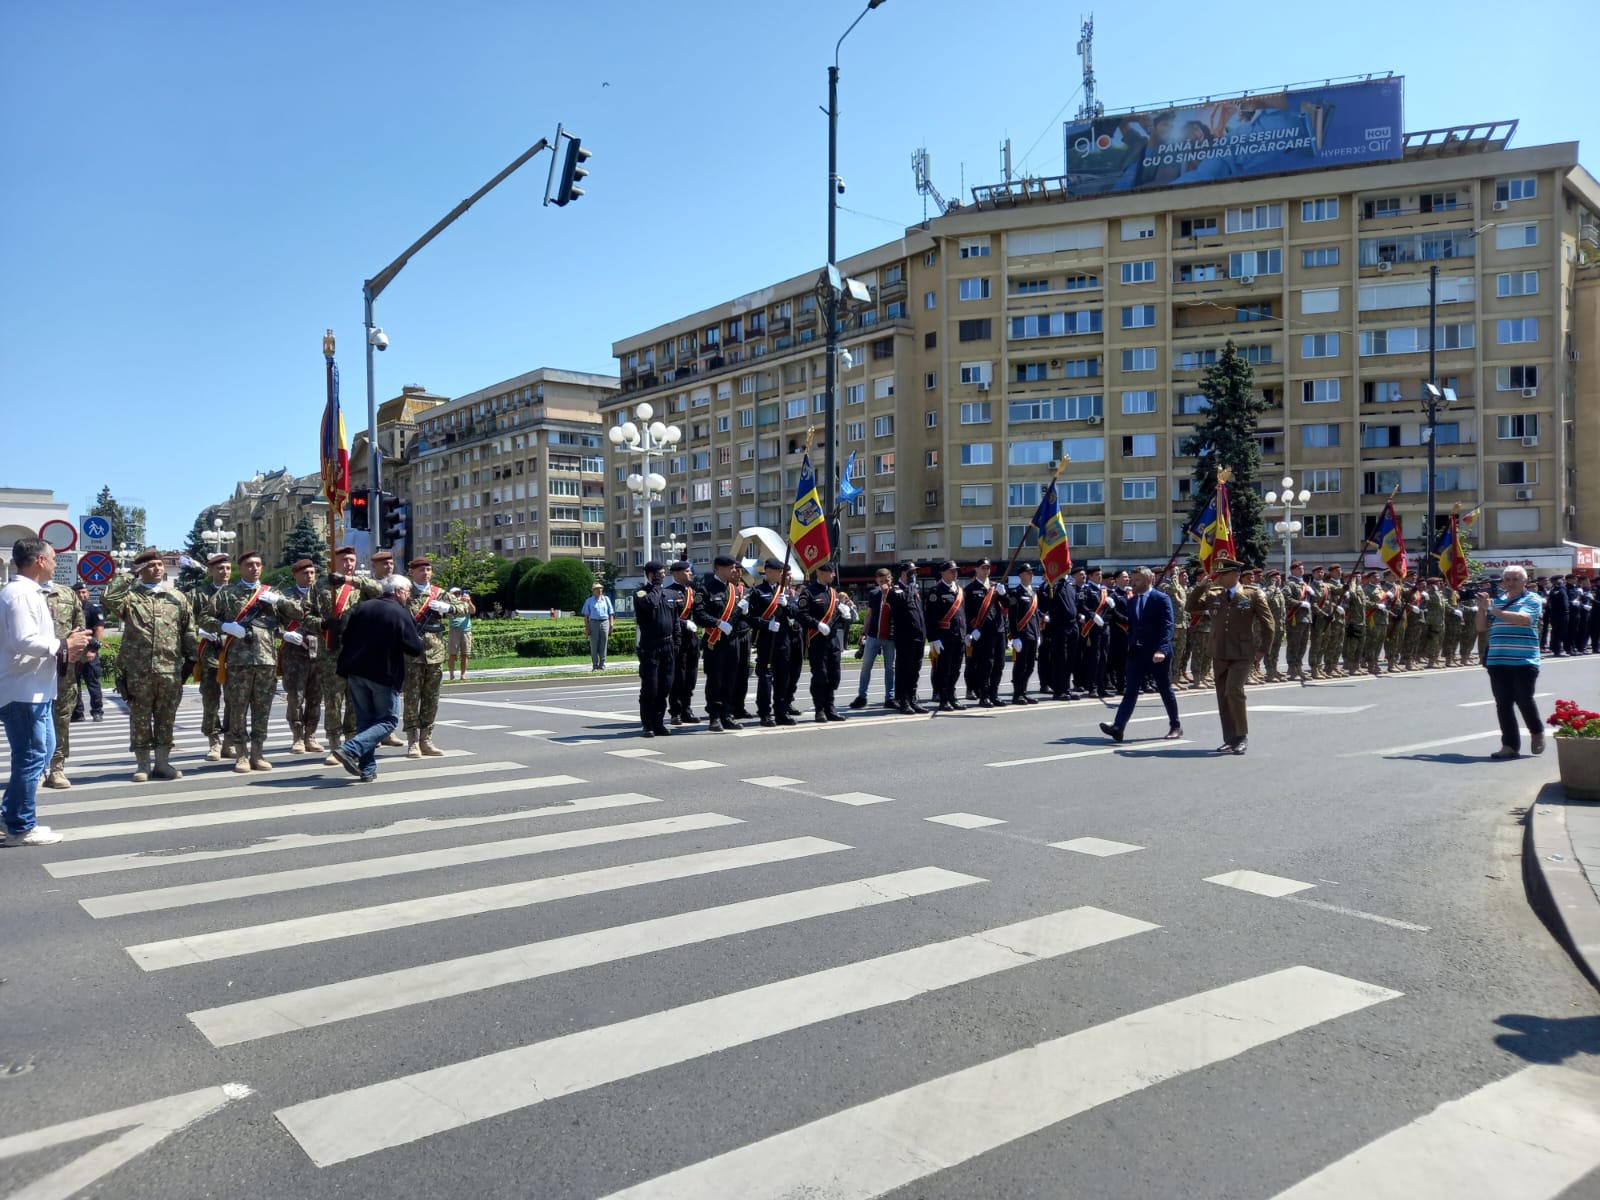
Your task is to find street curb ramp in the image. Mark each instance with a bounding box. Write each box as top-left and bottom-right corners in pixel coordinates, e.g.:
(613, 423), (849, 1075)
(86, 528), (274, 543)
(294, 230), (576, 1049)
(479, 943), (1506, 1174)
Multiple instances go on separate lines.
(1524, 781), (1600, 991)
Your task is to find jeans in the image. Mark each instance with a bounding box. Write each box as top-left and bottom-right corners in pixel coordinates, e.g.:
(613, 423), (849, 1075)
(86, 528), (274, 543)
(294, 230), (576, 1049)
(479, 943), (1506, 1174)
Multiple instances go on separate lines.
(2, 699), (56, 835)
(588, 624), (609, 669)
(1486, 664), (1542, 752)
(342, 676), (401, 779)
(1113, 651), (1180, 731)
(857, 636), (897, 701)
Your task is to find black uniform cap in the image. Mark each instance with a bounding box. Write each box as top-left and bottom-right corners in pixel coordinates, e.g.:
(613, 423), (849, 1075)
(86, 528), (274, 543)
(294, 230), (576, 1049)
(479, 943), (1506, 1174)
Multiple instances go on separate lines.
(644, 560), (666, 572)
(669, 560), (692, 572)
(899, 560), (919, 574)
(713, 554), (737, 568)
(973, 557), (993, 569)
(1017, 563), (1035, 575)
(938, 559), (958, 572)
(763, 557), (785, 571)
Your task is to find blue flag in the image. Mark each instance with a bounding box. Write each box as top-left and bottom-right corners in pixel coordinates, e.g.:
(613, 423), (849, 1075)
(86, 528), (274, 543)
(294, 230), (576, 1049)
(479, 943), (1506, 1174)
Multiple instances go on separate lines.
(836, 450), (863, 508)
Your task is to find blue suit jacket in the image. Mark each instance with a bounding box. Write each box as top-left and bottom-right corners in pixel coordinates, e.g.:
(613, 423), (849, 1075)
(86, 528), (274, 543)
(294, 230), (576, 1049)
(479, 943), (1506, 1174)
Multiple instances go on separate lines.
(1125, 588), (1174, 658)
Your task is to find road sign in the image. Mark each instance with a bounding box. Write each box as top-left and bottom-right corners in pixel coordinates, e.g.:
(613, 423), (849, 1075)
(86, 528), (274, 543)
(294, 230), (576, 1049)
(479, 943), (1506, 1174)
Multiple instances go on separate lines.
(52, 552), (78, 587)
(39, 519), (77, 552)
(78, 551), (116, 585)
(79, 514), (113, 552)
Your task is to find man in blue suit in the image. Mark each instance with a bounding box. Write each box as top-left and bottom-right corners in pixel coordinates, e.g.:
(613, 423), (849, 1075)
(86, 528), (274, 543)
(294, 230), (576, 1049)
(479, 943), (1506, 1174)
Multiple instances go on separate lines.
(1099, 566), (1183, 742)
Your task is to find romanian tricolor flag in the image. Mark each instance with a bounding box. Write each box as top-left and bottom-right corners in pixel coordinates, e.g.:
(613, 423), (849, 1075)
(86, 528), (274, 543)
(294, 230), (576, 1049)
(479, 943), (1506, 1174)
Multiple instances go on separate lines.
(1435, 514), (1469, 588)
(1192, 481), (1236, 573)
(1031, 482), (1073, 582)
(1372, 500), (1408, 579)
(789, 452), (830, 572)
(320, 356), (350, 520)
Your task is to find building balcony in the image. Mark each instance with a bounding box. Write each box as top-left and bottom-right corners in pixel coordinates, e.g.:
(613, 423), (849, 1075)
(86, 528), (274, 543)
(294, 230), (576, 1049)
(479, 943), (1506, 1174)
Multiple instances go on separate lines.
(769, 317), (791, 336)
(878, 280), (908, 303)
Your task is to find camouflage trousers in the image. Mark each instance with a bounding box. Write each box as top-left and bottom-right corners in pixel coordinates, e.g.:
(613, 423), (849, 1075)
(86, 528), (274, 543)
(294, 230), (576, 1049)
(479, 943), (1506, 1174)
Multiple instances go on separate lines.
(224, 664), (276, 744)
(1383, 623), (1403, 668)
(317, 658), (355, 738)
(1363, 627), (1386, 672)
(1171, 624), (1188, 675)
(281, 649), (323, 734)
(1267, 625), (1285, 676)
(1187, 632), (1211, 684)
(49, 670), (75, 768)
(126, 666), (184, 751)
(198, 658), (233, 739)
(403, 658), (442, 733)
(1402, 618), (1425, 664)
(1285, 625), (1311, 676)
(1420, 627), (1444, 664)
(1344, 629), (1365, 671)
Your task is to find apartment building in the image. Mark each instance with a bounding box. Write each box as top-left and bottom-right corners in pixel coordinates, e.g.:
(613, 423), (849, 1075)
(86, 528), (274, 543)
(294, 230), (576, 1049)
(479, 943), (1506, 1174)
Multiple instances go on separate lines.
(609, 127), (1600, 576)
(404, 368), (619, 570)
(208, 469), (330, 567)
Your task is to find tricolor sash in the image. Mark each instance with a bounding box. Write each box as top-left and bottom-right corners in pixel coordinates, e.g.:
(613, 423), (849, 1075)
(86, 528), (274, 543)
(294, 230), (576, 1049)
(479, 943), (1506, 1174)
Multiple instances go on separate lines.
(216, 584), (265, 685)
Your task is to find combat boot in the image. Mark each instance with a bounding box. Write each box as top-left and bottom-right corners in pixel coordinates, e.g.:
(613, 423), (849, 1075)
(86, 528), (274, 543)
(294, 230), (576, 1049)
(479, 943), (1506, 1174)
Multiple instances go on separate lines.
(133, 748), (152, 783)
(43, 765), (71, 789)
(290, 723), (306, 754)
(304, 728), (324, 754)
(419, 728), (445, 757)
(382, 732), (405, 748)
(221, 735), (241, 759)
(406, 733), (423, 759)
(204, 735), (223, 762)
(233, 746), (252, 773)
(249, 740), (272, 771)
(152, 748), (182, 781)
(323, 731), (342, 766)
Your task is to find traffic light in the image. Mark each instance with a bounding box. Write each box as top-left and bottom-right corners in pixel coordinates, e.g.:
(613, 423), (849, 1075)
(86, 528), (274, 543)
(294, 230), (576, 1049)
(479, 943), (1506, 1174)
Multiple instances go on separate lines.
(350, 490), (371, 532)
(379, 492), (408, 548)
(553, 135), (590, 206)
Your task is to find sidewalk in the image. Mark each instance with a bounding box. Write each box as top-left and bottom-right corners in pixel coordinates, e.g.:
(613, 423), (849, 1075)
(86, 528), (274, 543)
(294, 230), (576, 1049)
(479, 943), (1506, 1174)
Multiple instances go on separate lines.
(448, 660), (640, 682)
(1525, 782), (1600, 990)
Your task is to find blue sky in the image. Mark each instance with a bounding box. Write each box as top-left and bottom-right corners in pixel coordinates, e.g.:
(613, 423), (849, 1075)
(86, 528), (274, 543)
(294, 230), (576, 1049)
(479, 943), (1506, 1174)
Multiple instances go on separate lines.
(2, 0), (1591, 547)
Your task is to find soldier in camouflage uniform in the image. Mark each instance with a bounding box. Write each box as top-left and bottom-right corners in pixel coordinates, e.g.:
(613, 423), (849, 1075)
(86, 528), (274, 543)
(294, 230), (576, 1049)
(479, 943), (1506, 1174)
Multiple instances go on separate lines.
(204, 550), (303, 773)
(1340, 575), (1365, 674)
(1159, 569), (1187, 683)
(1399, 573), (1426, 670)
(1419, 576), (1449, 667)
(1186, 569), (1212, 689)
(1442, 585), (1464, 666)
(331, 548), (404, 746)
(279, 558), (324, 754)
(1322, 565), (1351, 677)
(1263, 569), (1287, 681)
(1361, 571), (1392, 675)
(1282, 562), (1315, 681)
(103, 551), (197, 782)
(41, 582), (84, 789)
(402, 557), (470, 757)
(313, 545), (365, 764)
(182, 553), (238, 761)
(1459, 587), (1483, 665)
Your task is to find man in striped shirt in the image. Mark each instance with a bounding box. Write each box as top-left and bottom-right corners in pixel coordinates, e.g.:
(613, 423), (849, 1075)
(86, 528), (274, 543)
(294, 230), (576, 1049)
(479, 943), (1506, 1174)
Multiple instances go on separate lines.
(1478, 565), (1547, 760)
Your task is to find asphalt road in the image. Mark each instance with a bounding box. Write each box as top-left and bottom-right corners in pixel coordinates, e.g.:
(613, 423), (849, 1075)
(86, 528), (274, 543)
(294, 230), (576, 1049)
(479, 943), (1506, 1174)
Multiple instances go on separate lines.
(3, 655), (1599, 1199)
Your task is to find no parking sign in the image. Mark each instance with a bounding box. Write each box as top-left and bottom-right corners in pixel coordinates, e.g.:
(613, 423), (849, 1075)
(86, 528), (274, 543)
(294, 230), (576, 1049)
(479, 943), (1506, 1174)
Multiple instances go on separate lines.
(78, 551), (116, 585)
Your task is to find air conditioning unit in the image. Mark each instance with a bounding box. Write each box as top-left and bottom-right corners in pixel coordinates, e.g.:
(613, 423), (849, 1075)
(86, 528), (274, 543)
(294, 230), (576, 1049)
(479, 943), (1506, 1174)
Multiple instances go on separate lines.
(1521, 435), (1539, 447)
(1241, 275), (1256, 285)
(1569, 351), (1581, 362)
(976, 380), (990, 391)
(1086, 414), (1103, 425)
(1521, 387), (1538, 398)
(1376, 261), (1393, 273)
(1049, 359), (1061, 368)
(1492, 200), (1509, 212)
(1514, 488), (1534, 500)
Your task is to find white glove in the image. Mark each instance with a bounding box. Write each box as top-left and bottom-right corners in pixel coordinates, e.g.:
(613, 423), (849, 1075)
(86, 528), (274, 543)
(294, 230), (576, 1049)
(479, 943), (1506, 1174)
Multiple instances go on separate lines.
(767, 619), (781, 632)
(221, 621), (247, 638)
(1335, 606), (1345, 617)
(1042, 614), (1051, 624)
(176, 555), (196, 569)
(1452, 609), (1462, 619)
(718, 620), (734, 634)
(429, 599), (451, 613)
(968, 630), (982, 644)
(778, 593), (791, 607)
(260, 590), (283, 606)
(1010, 638), (1023, 652)
(1093, 613), (1105, 627)
(283, 630), (304, 646)
(736, 597), (749, 613)
(684, 620), (698, 633)
(817, 621), (831, 636)
(198, 629), (219, 642)
(1299, 600), (1311, 610)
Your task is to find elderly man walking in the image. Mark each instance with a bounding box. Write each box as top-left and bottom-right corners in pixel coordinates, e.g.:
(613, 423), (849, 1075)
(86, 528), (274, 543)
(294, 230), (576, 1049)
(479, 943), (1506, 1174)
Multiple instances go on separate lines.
(333, 575), (424, 782)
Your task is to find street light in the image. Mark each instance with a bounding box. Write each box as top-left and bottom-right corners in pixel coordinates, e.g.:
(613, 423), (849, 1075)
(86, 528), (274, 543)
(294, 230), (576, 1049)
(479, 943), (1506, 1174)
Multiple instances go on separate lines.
(1425, 222), (1491, 574)
(199, 517), (237, 560)
(1263, 475), (1313, 579)
(609, 401), (682, 566)
(824, 0), (889, 566)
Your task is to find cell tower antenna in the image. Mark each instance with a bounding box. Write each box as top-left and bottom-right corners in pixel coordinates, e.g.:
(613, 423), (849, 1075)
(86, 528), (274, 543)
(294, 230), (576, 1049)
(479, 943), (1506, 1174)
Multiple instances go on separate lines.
(1001, 138), (1013, 182)
(1075, 14), (1104, 123)
(912, 146), (950, 218)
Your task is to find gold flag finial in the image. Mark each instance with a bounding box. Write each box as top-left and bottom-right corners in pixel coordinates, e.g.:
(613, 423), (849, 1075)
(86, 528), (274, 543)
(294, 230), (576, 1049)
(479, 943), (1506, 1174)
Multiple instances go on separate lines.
(323, 329), (335, 356)
(1217, 466), (1233, 485)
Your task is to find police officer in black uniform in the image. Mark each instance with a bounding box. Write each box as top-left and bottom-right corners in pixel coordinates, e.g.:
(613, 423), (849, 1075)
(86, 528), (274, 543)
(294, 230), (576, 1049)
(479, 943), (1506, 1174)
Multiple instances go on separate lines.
(1078, 564), (1112, 698)
(749, 558), (798, 726)
(797, 560), (853, 722)
(1008, 563), (1043, 704)
(633, 560), (677, 738)
(888, 560), (929, 714)
(666, 560), (701, 724)
(781, 567), (805, 718)
(71, 581), (106, 722)
(694, 554), (748, 731)
(963, 557), (1009, 708)
(926, 560), (968, 711)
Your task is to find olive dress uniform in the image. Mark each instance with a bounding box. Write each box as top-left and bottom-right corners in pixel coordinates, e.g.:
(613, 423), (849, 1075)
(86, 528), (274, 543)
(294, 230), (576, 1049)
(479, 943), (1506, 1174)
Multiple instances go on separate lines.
(1186, 564), (1275, 752)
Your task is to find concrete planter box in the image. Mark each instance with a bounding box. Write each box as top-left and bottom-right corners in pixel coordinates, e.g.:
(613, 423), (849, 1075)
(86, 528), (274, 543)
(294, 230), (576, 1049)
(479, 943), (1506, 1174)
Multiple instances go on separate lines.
(1556, 736), (1600, 801)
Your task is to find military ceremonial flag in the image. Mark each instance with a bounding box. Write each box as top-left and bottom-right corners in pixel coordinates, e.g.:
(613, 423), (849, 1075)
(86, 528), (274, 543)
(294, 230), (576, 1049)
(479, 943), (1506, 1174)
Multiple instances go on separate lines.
(1372, 499), (1408, 578)
(789, 452), (830, 572)
(1435, 512), (1469, 588)
(320, 334), (350, 521)
(1192, 480), (1236, 573)
(836, 449), (864, 508)
(1031, 482), (1073, 582)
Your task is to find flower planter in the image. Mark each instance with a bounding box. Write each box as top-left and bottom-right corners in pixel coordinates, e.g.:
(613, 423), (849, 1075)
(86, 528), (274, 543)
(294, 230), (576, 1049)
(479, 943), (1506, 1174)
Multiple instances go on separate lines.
(1556, 737), (1600, 801)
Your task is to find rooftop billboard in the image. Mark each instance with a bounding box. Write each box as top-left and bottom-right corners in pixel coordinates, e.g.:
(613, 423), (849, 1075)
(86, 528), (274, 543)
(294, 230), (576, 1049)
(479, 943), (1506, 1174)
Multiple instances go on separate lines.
(1065, 77), (1404, 196)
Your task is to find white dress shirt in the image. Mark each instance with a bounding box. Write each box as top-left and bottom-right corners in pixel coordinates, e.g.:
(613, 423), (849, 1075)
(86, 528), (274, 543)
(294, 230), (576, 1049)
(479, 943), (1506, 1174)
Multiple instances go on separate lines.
(0, 578), (62, 706)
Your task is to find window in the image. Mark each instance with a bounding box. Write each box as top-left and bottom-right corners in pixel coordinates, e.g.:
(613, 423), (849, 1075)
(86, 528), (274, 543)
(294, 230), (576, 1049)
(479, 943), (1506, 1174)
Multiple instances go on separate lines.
(1497, 507), (1540, 533)
(1497, 461), (1536, 486)
(1059, 480), (1104, 505)
(1361, 424), (1400, 449)
(958, 319), (992, 341)
(1495, 223), (1539, 250)
(1301, 287), (1340, 315)
(960, 443), (992, 466)
(925, 410), (939, 429)
(1496, 177), (1537, 203)
(871, 452), (895, 476)
(875, 531), (896, 552)
(1015, 362), (1050, 382)
(1007, 482), (1041, 508)
(1122, 520), (1158, 543)
(738, 408), (755, 428)
(1360, 323), (1474, 355)
(1302, 333), (1340, 358)
(873, 491), (895, 515)
(1122, 390), (1157, 414)
(1121, 260), (1156, 284)
(1225, 203), (1283, 233)
(1498, 318), (1539, 344)
(1235, 302), (1274, 322)
(715, 414), (731, 434)
(874, 415), (894, 437)
(1008, 439), (1054, 466)
(1433, 422), (1462, 445)
(1304, 468), (1341, 493)
(785, 397), (805, 419)
(1121, 305), (1156, 329)
(1065, 272), (1100, 291)
(689, 451), (710, 470)
(1120, 434), (1155, 458)
(1496, 365), (1539, 391)
(718, 446), (732, 465)
(1497, 271), (1539, 297)
(925, 450), (939, 467)
(1012, 278), (1051, 295)
(1302, 378), (1341, 404)
(846, 420), (865, 441)
(1363, 196), (1402, 219)
(1009, 311), (1104, 340)
(1175, 392), (1211, 415)
(1062, 357), (1099, 378)
(872, 378), (894, 405)
(1497, 414), (1539, 440)
(1303, 514), (1341, 538)
(959, 484), (993, 507)
(1179, 216), (1219, 238)
(1229, 249), (1282, 277)
(958, 277), (992, 301)
(1301, 424), (1340, 448)
(925, 371), (938, 390)
(1123, 477), (1157, 500)
(1065, 522), (1105, 546)
(959, 363), (991, 385)
(1302, 197), (1339, 222)
(1121, 217), (1156, 241)
(846, 383), (865, 405)
(960, 525), (995, 547)
(739, 375), (755, 394)
(1008, 394), (1103, 422)
(924, 291), (937, 310)
(959, 237), (991, 258)
(959, 401), (992, 424)
(1056, 435), (1104, 462)
(1363, 380), (1404, 404)
(1121, 347), (1157, 371)
(1419, 191), (1458, 213)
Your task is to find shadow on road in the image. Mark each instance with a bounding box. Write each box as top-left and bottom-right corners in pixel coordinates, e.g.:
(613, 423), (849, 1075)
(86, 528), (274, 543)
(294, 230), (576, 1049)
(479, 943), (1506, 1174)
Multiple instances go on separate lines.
(1493, 1013), (1600, 1064)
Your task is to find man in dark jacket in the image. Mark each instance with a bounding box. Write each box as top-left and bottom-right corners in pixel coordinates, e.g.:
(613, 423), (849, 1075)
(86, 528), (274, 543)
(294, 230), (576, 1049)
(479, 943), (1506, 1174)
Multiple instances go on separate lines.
(888, 560), (929, 714)
(332, 575), (424, 782)
(634, 561), (677, 738)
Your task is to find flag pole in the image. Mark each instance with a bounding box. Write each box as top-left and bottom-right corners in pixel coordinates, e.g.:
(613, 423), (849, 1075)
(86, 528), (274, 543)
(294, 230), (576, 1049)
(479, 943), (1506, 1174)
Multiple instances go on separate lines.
(1346, 482), (1401, 578)
(1159, 465), (1230, 581)
(780, 425), (816, 576)
(323, 329), (341, 563)
(1000, 454), (1070, 582)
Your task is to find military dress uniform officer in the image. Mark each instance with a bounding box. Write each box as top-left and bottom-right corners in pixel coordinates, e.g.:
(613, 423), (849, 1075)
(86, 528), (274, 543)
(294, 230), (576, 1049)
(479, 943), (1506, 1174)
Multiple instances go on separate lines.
(666, 560), (702, 724)
(1076, 566), (1112, 697)
(694, 554), (749, 731)
(1007, 564), (1043, 704)
(748, 559), (798, 726)
(279, 558), (325, 754)
(1186, 558), (1275, 754)
(205, 549), (303, 773)
(634, 561), (678, 738)
(797, 562), (853, 721)
(41, 580), (84, 789)
(1041, 569), (1081, 699)
(780, 569), (805, 718)
(1106, 571), (1131, 694)
(313, 545), (365, 763)
(402, 557), (470, 758)
(183, 553), (238, 760)
(104, 550), (198, 782)
(926, 560), (968, 711)
(888, 561), (929, 714)
(963, 558), (1009, 707)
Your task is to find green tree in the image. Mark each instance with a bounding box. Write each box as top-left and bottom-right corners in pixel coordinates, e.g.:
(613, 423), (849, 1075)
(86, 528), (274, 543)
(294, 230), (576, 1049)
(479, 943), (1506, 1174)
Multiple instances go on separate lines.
(435, 520), (501, 599)
(517, 558), (594, 612)
(1179, 340), (1270, 567)
(179, 514), (212, 587)
(90, 486), (133, 549)
(280, 516), (326, 570)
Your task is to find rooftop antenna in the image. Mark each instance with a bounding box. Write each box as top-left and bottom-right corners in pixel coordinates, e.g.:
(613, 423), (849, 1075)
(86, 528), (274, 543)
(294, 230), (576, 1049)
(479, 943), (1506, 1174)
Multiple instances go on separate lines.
(912, 146), (950, 218)
(1075, 14), (1105, 124)
(1000, 138), (1014, 182)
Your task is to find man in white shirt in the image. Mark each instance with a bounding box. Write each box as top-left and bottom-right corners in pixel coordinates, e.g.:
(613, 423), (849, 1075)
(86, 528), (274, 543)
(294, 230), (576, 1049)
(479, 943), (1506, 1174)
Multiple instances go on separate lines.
(2, 538), (92, 846)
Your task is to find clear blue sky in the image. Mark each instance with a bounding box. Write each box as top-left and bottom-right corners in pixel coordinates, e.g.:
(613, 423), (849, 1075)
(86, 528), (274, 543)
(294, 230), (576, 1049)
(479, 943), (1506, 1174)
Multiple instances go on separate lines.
(2, 0), (1590, 547)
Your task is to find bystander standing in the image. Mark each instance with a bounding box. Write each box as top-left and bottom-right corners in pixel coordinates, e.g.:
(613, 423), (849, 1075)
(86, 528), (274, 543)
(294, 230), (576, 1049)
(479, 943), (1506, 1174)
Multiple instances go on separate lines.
(446, 587), (476, 681)
(332, 575), (424, 783)
(581, 582), (613, 672)
(1478, 565), (1547, 760)
(70, 581), (105, 722)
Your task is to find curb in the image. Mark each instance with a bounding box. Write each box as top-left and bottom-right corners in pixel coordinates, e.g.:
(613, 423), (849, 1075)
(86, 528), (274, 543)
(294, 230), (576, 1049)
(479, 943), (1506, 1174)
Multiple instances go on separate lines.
(1523, 781), (1600, 991)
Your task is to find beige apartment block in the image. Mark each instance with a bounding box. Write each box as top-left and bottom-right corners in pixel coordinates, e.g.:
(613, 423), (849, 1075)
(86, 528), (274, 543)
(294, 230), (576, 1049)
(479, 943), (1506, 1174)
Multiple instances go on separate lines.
(610, 133), (1600, 576)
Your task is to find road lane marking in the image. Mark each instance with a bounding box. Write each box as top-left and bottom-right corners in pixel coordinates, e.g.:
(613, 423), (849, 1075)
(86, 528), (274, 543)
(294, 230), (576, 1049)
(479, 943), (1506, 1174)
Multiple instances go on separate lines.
(1338, 731), (1501, 757)
(925, 813), (1006, 829)
(742, 776), (804, 787)
(827, 792), (895, 806)
(1051, 837), (1143, 857)
(1204, 870), (1315, 898)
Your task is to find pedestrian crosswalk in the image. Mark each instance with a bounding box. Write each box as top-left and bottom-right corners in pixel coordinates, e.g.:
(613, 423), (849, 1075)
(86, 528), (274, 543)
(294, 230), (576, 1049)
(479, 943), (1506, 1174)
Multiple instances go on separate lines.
(14, 730), (1600, 1198)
